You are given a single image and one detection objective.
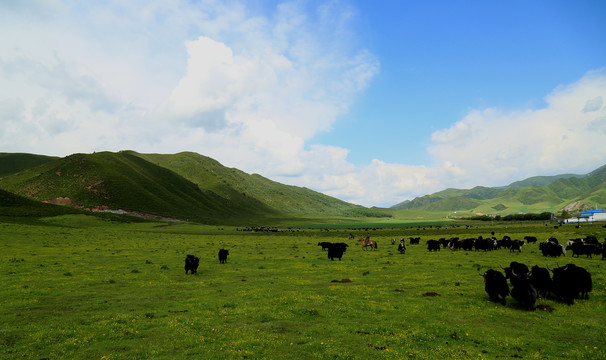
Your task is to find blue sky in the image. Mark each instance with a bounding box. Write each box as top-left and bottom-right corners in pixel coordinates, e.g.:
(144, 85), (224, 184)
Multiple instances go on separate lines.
(1, 0), (605, 207)
(313, 0), (606, 165)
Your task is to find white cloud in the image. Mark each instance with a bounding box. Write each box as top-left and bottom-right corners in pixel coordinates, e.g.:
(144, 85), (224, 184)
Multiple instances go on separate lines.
(583, 96), (603, 113)
(2, 1), (605, 209)
(293, 68), (606, 207)
(427, 68), (606, 189)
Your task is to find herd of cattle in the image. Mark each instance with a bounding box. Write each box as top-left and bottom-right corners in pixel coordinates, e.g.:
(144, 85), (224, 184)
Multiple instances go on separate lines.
(184, 232), (601, 309)
(483, 261), (592, 310)
(320, 234), (606, 260)
(315, 233), (601, 309)
(417, 234), (606, 259)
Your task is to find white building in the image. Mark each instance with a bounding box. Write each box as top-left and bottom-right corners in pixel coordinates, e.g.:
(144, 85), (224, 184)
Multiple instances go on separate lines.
(564, 209), (606, 223)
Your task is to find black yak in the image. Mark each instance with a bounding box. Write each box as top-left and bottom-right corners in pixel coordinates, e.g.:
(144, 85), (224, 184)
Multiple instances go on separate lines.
(185, 254), (200, 274)
(511, 274), (538, 310)
(550, 263), (592, 305)
(482, 269), (509, 305)
(218, 249), (229, 264)
(427, 240), (440, 251)
(503, 261), (529, 288)
(327, 243), (347, 260)
(529, 265), (552, 298)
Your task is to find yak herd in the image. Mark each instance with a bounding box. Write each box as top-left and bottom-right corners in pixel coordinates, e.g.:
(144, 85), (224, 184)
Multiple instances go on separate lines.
(317, 233), (602, 310)
(417, 234), (601, 309)
(185, 231), (603, 311)
(419, 234), (602, 309)
(483, 261), (592, 310)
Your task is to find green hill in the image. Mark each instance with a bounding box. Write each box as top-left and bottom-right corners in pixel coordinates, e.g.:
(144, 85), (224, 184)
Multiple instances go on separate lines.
(392, 164), (606, 215)
(0, 151), (263, 223)
(0, 151), (376, 224)
(0, 153), (58, 177)
(503, 173), (583, 190)
(0, 188), (82, 217)
(132, 151), (371, 218)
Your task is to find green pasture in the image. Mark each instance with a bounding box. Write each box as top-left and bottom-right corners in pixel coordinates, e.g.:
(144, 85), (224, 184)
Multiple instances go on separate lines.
(1, 215), (606, 359)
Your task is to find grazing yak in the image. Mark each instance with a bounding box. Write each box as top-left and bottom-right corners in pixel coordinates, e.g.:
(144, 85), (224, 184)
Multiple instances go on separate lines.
(503, 261), (530, 288)
(184, 254), (200, 274)
(509, 240), (524, 253)
(427, 240), (440, 252)
(504, 261), (537, 310)
(566, 242), (601, 258)
(327, 243), (348, 261)
(540, 240), (565, 257)
(550, 263), (592, 305)
(482, 269), (509, 305)
(529, 265), (553, 298)
(511, 273), (538, 310)
(218, 249), (229, 264)
(524, 236), (538, 243)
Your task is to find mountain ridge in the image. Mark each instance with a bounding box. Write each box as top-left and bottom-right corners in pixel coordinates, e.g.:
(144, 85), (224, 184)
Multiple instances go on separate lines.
(391, 166), (606, 214)
(2, 151), (604, 221)
(0, 151), (378, 224)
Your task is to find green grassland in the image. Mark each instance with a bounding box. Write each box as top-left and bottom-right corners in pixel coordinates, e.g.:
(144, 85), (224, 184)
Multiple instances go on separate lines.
(2, 216), (606, 359)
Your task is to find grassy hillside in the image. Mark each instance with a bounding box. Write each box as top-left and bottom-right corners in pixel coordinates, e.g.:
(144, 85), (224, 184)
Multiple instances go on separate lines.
(134, 151), (378, 218)
(0, 188), (81, 218)
(392, 164), (606, 215)
(0, 153), (58, 177)
(0, 151), (383, 224)
(0, 151), (279, 224)
(504, 173), (583, 190)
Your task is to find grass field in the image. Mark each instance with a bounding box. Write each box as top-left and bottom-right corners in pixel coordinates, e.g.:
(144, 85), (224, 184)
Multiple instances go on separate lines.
(1, 215), (605, 359)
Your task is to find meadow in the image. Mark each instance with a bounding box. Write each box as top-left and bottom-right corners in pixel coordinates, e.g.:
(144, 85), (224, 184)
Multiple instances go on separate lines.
(1, 215), (605, 359)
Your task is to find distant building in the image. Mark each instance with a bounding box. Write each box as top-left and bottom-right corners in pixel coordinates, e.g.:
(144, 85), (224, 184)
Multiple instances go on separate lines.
(564, 209), (606, 223)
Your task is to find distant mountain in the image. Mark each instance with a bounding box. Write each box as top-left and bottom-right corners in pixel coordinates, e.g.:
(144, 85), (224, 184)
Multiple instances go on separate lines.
(0, 151), (376, 223)
(391, 165), (606, 214)
(0, 153), (58, 177)
(503, 174), (584, 190)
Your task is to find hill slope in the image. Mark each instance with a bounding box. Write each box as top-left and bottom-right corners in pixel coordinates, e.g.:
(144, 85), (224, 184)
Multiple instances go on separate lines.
(0, 151), (269, 223)
(0, 188), (82, 217)
(133, 151), (372, 218)
(0, 151), (375, 223)
(392, 165), (606, 214)
(0, 153), (58, 177)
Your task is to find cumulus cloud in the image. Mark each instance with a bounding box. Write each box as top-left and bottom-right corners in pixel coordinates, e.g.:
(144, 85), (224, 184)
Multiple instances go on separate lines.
(428, 68), (606, 189)
(289, 68), (606, 207)
(2, 1), (605, 209)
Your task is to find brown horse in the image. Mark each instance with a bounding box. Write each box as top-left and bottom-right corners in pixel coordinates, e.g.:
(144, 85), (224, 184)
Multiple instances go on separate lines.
(358, 238), (377, 250)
